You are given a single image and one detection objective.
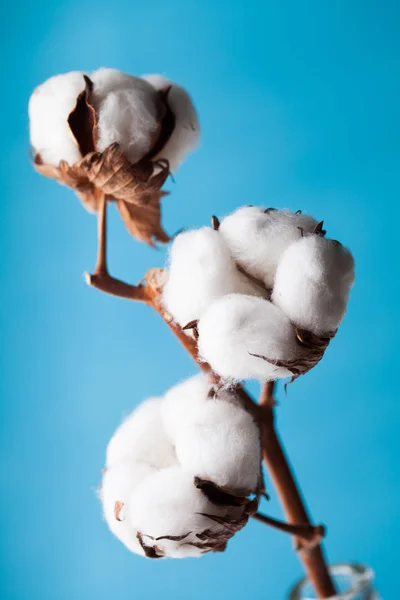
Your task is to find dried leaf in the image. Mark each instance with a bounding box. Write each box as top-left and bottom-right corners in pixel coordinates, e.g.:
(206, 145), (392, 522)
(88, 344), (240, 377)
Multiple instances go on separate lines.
(155, 533), (191, 542)
(136, 532), (163, 559)
(197, 512), (250, 535)
(34, 154), (64, 181)
(67, 75), (97, 157)
(194, 477), (249, 508)
(74, 143), (170, 205)
(249, 326), (335, 381)
(116, 195), (170, 246)
(144, 87), (176, 160)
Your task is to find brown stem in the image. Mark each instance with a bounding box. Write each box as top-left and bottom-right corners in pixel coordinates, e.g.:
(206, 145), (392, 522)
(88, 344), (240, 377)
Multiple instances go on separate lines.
(85, 270), (336, 597)
(88, 197), (151, 302)
(252, 512), (325, 550)
(85, 272), (150, 302)
(259, 383), (336, 597)
(94, 194), (108, 275)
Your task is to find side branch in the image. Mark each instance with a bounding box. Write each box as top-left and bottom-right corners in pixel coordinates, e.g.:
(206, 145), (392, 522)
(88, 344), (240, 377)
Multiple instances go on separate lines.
(86, 195), (152, 303)
(252, 512), (325, 550)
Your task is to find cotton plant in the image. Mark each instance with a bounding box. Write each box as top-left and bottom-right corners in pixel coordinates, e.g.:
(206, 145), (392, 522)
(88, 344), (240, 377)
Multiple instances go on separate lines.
(29, 68), (199, 244)
(30, 70), (359, 597)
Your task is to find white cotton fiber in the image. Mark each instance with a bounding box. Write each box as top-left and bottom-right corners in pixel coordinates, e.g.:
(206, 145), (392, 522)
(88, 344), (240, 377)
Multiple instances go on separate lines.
(91, 68), (164, 165)
(29, 71), (87, 166)
(163, 227), (268, 326)
(142, 74), (200, 171)
(198, 294), (302, 382)
(101, 376), (261, 559)
(272, 235), (355, 336)
(129, 466), (232, 558)
(101, 461), (154, 555)
(219, 207), (318, 288)
(161, 374), (212, 441)
(106, 397), (177, 470)
(175, 398), (261, 494)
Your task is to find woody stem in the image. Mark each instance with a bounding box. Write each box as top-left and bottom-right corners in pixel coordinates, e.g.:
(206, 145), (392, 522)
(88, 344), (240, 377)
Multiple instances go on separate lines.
(94, 194), (108, 276)
(252, 512), (325, 548)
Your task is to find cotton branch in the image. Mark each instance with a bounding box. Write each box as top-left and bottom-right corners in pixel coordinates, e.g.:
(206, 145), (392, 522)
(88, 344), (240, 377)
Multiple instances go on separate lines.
(85, 206), (337, 598)
(85, 195), (151, 303)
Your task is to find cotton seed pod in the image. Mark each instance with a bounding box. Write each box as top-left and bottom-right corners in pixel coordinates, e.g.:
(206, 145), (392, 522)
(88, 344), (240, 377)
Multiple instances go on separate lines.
(272, 234), (355, 336)
(101, 375), (261, 558)
(29, 69), (200, 244)
(162, 227), (269, 327)
(219, 206), (319, 288)
(29, 69), (164, 168)
(106, 397), (177, 470)
(142, 74), (200, 171)
(197, 294), (303, 382)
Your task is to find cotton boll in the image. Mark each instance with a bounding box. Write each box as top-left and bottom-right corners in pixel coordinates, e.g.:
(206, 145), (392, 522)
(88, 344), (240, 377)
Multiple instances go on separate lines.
(91, 68), (164, 164)
(175, 398), (261, 494)
(161, 374), (212, 441)
(142, 74), (200, 171)
(272, 235), (355, 336)
(198, 294), (301, 382)
(219, 207), (318, 288)
(29, 71), (87, 166)
(106, 397), (177, 470)
(163, 228), (268, 327)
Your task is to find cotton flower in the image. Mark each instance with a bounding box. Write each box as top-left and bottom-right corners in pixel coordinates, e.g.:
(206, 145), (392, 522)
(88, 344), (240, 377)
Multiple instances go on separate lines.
(29, 71), (88, 167)
(197, 294), (302, 382)
(142, 74), (200, 171)
(219, 207), (319, 288)
(272, 234), (355, 336)
(100, 375), (261, 558)
(162, 227), (268, 326)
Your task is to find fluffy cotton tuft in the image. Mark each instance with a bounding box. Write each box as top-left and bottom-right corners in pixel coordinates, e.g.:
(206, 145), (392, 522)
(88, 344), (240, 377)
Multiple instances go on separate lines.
(163, 227), (268, 326)
(106, 397), (177, 470)
(101, 461), (155, 555)
(174, 398), (261, 494)
(272, 235), (355, 335)
(91, 68), (164, 165)
(142, 74), (200, 171)
(219, 207), (318, 288)
(29, 71), (87, 166)
(197, 294), (302, 382)
(160, 374), (212, 441)
(101, 374), (261, 558)
(129, 468), (227, 551)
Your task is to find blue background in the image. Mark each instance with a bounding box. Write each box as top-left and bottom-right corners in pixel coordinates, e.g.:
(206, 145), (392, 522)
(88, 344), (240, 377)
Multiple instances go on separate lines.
(1, 1), (399, 598)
